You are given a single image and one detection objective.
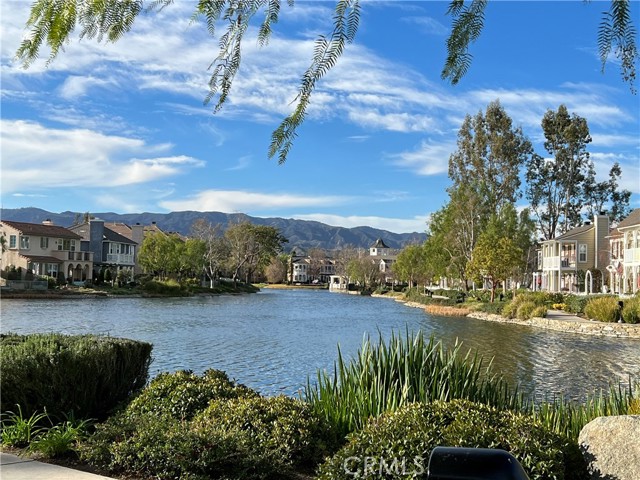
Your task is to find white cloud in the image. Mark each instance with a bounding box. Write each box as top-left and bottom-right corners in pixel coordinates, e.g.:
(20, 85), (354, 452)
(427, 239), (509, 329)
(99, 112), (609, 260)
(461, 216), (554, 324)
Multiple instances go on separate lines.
(401, 16), (448, 36)
(293, 213), (429, 234)
(388, 140), (454, 176)
(589, 153), (640, 194)
(159, 190), (350, 213)
(1, 120), (203, 193)
(59, 75), (117, 100)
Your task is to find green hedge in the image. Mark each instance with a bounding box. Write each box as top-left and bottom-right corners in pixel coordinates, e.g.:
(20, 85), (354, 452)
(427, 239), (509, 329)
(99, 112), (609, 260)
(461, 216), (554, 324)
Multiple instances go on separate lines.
(316, 399), (586, 480)
(0, 334), (152, 420)
(82, 371), (333, 479)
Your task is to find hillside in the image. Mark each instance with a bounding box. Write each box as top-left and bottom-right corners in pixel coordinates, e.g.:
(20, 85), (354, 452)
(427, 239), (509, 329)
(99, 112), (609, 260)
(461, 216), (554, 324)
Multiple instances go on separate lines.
(0, 208), (427, 251)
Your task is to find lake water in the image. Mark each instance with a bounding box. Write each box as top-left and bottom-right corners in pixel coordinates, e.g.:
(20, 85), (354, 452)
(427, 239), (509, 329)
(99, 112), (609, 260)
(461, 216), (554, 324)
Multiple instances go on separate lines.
(1, 289), (638, 400)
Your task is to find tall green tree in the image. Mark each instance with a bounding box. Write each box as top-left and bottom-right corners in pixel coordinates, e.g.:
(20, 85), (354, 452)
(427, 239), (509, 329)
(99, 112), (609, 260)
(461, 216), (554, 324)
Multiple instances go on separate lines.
(448, 100), (533, 216)
(424, 186), (482, 290)
(526, 105), (592, 239)
(436, 101), (534, 289)
(16, 1), (637, 162)
(392, 244), (428, 287)
(584, 162), (631, 223)
(225, 222), (287, 286)
(466, 207), (529, 302)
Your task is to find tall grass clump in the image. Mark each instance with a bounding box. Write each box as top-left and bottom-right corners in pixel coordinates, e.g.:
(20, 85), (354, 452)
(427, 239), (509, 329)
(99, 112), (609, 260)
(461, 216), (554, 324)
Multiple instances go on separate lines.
(304, 330), (526, 438)
(533, 380), (639, 441)
(584, 296), (621, 322)
(621, 296), (640, 324)
(0, 334), (152, 421)
(502, 292), (555, 319)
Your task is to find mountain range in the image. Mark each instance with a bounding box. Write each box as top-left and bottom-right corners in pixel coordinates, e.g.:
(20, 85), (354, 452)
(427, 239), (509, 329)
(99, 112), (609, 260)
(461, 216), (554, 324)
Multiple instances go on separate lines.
(0, 208), (427, 252)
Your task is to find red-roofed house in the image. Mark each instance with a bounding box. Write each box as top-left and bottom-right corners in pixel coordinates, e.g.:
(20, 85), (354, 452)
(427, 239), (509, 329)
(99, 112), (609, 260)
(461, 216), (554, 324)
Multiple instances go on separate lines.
(1, 219), (93, 284)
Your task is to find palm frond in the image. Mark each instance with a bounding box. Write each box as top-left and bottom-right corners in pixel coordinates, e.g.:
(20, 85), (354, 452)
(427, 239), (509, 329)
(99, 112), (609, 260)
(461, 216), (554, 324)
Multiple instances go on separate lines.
(269, 0), (360, 163)
(441, 0), (488, 85)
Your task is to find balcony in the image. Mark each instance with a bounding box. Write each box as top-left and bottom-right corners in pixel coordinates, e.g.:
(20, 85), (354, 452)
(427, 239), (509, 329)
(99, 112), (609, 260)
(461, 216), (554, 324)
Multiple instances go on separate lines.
(624, 247), (640, 263)
(106, 253), (134, 265)
(67, 251), (93, 261)
(542, 256), (576, 270)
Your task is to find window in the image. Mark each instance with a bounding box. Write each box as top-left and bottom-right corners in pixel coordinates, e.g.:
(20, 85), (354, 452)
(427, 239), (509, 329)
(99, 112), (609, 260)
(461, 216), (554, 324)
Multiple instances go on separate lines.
(9, 235), (17, 249)
(40, 237), (49, 249)
(578, 244), (587, 263)
(60, 239), (76, 251)
(20, 236), (30, 249)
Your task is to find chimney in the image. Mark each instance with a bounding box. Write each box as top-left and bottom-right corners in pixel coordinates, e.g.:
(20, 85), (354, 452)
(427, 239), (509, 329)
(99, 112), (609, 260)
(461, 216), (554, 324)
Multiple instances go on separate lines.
(594, 213), (610, 270)
(42, 219), (53, 225)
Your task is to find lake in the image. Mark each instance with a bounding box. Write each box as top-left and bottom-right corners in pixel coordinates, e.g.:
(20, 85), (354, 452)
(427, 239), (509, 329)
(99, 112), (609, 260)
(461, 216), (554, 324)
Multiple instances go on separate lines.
(1, 288), (638, 400)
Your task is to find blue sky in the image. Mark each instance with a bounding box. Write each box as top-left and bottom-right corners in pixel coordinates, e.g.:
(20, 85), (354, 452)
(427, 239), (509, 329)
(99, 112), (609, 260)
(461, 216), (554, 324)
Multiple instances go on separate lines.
(1, 1), (639, 233)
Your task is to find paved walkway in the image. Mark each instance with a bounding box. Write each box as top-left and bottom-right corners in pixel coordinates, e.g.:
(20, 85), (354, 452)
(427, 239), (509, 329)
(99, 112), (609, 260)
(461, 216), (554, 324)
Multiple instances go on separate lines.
(545, 309), (591, 323)
(0, 452), (113, 480)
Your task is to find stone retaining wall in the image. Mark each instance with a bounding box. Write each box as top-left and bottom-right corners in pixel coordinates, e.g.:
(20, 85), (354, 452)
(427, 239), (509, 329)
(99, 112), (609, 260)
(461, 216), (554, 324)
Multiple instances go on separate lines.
(467, 312), (640, 339)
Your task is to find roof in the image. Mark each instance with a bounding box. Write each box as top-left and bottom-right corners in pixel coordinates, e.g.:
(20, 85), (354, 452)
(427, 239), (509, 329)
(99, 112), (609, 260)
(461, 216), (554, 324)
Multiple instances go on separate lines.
(370, 238), (390, 249)
(104, 222), (133, 240)
(1, 221), (81, 239)
(554, 223), (594, 240)
(617, 208), (640, 229)
(104, 226), (137, 245)
(19, 255), (63, 264)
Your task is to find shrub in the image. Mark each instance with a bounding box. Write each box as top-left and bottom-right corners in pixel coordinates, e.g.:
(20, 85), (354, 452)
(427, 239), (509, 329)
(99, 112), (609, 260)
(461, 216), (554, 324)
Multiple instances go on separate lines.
(476, 300), (506, 315)
(584, 296), (621, 322)
(516, 301), (537, 320)
(192, 396), (334, 476)
(0, 334), (152, 421)
(532, 305), (547, 318)
(142, 279), (190, 296)
(621, 296), (640, 324)
(126, 369), (258, 420)
(563, 294), (593, 314)
(316, 399), (584, 480)
(82, 394), (333, 479)
(552, 303), (566, 310)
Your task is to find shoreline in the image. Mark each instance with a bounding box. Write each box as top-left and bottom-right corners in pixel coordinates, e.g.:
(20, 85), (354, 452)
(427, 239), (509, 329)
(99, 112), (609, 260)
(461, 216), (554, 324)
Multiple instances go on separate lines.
(372, 292), (640, 339)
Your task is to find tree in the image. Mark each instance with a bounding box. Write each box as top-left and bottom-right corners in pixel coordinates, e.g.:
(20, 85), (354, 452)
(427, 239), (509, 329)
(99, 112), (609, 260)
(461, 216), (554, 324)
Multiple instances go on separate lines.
(466, 210), (526, 303)
(346, 255), (379, 290)
(448, 100), (533, 216)
(526, 105), (593, 239)
(225, 222), (287, 286)
(584, 162), (631, 223)
(426, 183), (483, 290)
(16, 1), (638, 163)
(393, 244), (427, 287)
(190, 219), (230, 288)
(265, 255), (288, 284)
(307, 248), (327, 282)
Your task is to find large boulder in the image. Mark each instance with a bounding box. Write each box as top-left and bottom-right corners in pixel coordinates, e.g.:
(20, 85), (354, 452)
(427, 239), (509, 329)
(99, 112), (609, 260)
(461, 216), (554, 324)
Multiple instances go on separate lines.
(578, 415), (640, 480)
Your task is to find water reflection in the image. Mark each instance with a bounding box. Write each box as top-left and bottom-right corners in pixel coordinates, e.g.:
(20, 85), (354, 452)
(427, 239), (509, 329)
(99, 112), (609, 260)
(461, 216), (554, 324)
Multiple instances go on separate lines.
(1, 289), (638, 400)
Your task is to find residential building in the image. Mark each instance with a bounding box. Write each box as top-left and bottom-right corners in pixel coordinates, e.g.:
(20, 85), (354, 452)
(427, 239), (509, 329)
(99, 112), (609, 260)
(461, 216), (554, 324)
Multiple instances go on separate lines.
(1, 220), (93, 284)
(369, 238), (397, 283)
(607, 208), (640, 294)
(70, 219), (137, 280)
(287, 255), (336, 283)
(535, 214), (609, 293)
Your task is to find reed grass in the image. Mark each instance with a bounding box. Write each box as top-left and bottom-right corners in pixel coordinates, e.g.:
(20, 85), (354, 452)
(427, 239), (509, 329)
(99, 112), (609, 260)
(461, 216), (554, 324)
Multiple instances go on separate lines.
(305, 330), (638, 441)
(304, 330), (528, 438)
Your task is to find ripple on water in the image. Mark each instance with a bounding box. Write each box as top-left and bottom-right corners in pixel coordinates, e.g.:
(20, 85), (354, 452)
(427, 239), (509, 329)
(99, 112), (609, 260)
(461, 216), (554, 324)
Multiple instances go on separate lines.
(1, 290), (638, 400)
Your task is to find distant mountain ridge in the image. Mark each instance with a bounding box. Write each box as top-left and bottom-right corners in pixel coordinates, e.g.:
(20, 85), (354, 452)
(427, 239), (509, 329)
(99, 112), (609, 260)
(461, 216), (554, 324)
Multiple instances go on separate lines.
(0, 208), (427, 252)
